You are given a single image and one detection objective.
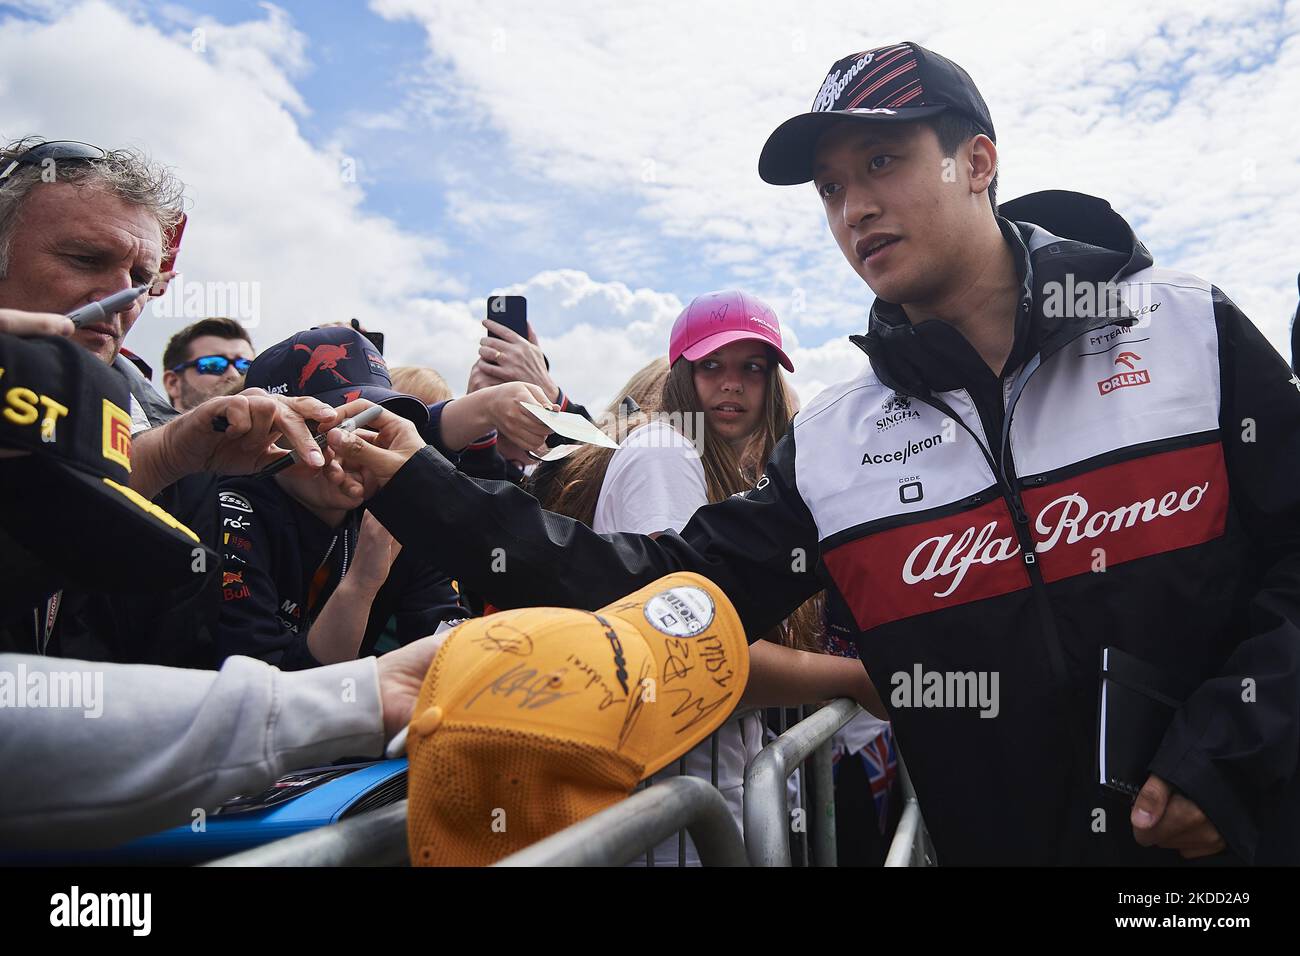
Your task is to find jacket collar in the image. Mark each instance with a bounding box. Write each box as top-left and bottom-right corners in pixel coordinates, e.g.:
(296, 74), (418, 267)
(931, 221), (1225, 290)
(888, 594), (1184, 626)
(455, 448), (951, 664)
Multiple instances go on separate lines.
(850, 190), (1153, 398)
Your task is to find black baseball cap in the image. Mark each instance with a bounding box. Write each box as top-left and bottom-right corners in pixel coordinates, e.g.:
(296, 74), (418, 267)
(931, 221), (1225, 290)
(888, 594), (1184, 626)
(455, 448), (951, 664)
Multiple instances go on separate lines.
(759, 41), (996, 186)
(244, 326), (428, 424)
(0, 333), (218, 593)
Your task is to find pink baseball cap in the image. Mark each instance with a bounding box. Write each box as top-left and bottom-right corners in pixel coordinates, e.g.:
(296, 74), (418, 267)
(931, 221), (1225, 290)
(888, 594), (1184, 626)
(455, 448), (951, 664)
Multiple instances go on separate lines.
(668, 290), (794, 372)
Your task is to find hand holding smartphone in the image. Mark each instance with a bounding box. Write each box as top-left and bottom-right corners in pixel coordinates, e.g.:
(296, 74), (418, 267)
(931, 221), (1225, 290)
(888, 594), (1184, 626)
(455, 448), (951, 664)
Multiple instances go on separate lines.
(486, 295), (528, 339)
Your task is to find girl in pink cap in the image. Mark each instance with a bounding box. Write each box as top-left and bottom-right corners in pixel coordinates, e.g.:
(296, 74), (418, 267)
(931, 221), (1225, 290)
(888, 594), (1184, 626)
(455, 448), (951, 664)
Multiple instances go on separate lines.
(537, 289), (884, 865)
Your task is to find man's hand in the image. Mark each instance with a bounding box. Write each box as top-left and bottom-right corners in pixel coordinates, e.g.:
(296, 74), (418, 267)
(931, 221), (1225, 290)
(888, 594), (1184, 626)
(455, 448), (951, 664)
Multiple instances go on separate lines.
(325, 400), (426, 492)
(438, 382), (555, 451)
(1131, 774), (1226, 858)
(477, 318), (559, 399)
(131, 389), (337, 499)
(0, 309), (74, 338)
(482, 381), (554, 451)
(375, 628), (454, 740)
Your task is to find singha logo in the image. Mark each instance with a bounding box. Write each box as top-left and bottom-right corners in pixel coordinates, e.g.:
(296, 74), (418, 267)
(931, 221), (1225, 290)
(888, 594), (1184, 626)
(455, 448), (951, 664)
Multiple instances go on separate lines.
(877, 393), (921, 432)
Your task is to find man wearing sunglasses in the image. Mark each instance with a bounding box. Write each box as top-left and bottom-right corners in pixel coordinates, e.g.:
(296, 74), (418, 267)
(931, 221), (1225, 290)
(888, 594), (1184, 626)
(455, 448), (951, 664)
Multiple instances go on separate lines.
(162, 318), (256, 413)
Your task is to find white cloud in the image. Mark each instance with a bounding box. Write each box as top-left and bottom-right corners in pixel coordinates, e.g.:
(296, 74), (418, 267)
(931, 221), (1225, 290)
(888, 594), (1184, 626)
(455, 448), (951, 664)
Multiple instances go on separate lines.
(0, 0), (456, 375)
(4, 0), (1295, 424)
(374, 0), (1300, 352)
(385, 268), (867, 410)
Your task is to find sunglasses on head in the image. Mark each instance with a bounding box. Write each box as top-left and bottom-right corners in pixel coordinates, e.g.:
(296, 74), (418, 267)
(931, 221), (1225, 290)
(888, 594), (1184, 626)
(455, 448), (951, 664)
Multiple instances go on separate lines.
(1, 140), (187, 295)
(0, 140), (107, 181)
(171, 355), (253, 376)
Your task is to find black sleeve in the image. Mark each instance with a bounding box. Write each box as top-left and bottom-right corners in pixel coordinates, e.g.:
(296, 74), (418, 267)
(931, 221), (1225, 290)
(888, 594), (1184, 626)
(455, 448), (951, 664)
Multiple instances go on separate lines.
(366, 427), (823, 639)
(215, 487), (321, 671)
(1149, 287), (1300, 862)
(378, 550), (468, 646)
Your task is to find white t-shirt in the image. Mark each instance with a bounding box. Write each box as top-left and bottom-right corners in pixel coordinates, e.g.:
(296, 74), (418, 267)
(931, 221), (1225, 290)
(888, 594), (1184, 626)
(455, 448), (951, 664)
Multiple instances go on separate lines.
(593, 421), (707, 535)
(594, 421), (763, 866)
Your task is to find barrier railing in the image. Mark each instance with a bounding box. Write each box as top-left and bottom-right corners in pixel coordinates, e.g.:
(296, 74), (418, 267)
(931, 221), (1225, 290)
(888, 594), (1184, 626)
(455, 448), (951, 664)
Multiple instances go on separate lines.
(884, 753), (937, 867)
(494, 775), (747, 866)
(204, 703), (932, 867)
(203, 800), (409, 867)
(743, 698), (861, 866)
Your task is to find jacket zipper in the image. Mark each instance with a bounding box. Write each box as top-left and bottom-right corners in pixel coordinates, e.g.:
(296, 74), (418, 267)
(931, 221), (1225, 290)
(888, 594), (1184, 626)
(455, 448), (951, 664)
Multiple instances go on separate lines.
(913, 349), (1094, 755)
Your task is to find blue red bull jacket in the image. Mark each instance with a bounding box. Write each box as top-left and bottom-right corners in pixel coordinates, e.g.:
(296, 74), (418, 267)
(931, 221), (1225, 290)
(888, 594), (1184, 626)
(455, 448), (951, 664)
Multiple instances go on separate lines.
(215, 476), (465, 670)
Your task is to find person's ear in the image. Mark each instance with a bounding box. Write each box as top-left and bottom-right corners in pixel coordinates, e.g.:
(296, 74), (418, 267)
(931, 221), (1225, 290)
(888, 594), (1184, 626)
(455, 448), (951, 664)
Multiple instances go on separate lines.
(968, 134), (997, 201)
(162, 369), (182, 401)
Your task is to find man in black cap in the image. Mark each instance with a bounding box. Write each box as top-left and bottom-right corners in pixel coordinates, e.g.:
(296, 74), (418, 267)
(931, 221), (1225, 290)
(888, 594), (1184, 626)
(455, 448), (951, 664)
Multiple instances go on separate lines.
(215, 326), (465, 670)
(322, 42), (1300, 866)
(0, 328), (453, 851)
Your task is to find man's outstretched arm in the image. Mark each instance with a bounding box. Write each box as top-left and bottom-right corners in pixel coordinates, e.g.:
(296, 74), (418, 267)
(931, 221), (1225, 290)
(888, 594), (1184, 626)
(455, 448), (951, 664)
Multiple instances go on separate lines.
(332, 405), (824, 639)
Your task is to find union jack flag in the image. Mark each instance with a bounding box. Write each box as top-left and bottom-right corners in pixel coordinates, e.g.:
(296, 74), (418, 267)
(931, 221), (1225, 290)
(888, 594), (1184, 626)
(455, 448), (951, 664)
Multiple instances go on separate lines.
(858, 725), (897, 834)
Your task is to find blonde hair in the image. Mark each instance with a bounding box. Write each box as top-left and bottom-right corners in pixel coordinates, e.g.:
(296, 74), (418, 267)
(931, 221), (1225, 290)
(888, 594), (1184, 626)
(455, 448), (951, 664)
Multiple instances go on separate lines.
(390, 366), (453, 405)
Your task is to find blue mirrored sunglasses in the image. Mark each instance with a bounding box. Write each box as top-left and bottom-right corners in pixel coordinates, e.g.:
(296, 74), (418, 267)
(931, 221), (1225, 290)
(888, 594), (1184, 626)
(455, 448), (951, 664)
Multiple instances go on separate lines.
(171, 355), (253, 376)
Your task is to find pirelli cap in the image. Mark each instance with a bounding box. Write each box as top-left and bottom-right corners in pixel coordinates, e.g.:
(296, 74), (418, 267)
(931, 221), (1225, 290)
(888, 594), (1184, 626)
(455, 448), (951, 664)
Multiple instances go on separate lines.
(405, 572), (750, 866)
(0, 333), (215, 591)
(759, 41), (996, 185)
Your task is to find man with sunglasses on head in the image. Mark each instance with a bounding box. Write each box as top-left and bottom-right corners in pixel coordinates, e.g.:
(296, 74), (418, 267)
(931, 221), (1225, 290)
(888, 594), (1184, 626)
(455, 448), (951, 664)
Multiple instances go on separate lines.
(0, 138), (347, 666)
(162, 318), (256, 413)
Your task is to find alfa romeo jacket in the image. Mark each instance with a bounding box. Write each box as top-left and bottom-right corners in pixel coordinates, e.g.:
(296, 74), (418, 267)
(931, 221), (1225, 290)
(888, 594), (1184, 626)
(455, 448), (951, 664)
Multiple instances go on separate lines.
(366, 190), (1300, 865)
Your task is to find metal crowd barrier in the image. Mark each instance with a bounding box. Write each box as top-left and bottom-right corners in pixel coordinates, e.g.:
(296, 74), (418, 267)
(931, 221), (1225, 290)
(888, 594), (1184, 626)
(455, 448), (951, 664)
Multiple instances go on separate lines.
(203, 800), (409, 866)
(743, 698), (861, 866)
(884, 752), (938, 867)
(204, 699), (933, 867)
(494, 776), (747, 866)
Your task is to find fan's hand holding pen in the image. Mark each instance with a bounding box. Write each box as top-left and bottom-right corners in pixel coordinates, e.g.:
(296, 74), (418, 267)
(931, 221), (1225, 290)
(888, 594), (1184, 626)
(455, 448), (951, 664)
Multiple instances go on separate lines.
(325, 399), (427, 493)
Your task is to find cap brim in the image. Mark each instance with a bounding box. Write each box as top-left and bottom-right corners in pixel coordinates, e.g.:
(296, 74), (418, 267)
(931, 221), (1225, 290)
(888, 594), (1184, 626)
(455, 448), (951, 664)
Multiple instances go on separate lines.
(596, 572), (751, 779)
(759, 105), (949, 185)
(0, 456), (217, 593)
(312, 385), (429, 426)
(681, 329), (795, 372)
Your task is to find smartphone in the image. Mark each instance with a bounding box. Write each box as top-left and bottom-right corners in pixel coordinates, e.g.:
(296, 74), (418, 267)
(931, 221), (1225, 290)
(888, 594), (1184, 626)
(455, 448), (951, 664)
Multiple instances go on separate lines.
(350, 317), (384, 354)
(486, 294), (528, 339)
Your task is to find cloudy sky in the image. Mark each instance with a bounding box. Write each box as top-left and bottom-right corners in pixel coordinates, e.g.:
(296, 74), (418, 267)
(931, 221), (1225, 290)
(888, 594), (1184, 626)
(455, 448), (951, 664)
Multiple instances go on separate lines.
(2, 0), (1297, 407)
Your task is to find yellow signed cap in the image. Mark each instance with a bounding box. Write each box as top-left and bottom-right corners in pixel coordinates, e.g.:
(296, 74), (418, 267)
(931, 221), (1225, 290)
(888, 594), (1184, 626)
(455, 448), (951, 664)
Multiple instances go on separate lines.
(405, 572), (750, 866)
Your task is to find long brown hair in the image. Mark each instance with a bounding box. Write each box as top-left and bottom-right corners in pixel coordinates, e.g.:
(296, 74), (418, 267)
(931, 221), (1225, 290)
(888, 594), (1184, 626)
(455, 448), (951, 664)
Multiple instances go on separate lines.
(537, 348), (822, 652)
(659, 351), (794, 500)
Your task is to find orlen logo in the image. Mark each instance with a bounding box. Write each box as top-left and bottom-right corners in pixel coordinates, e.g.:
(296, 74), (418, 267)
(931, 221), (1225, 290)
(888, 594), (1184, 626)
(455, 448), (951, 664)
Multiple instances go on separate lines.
(1097, 351), (1150, 395)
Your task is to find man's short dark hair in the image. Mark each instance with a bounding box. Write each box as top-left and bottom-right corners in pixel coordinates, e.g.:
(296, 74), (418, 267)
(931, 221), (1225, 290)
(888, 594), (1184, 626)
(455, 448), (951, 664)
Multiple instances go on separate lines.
(163, 318), (254, 372)
(927, 112), (998, 215)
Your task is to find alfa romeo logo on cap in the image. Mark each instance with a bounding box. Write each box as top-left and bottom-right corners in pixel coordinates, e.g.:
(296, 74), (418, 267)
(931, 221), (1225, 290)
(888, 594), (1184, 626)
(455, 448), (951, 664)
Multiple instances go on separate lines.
(644, 586), (716, 637)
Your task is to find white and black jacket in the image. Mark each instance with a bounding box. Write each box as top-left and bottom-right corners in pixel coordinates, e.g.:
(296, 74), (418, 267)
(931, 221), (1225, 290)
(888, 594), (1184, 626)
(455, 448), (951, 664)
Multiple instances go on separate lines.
(368, 191), (1300, 865)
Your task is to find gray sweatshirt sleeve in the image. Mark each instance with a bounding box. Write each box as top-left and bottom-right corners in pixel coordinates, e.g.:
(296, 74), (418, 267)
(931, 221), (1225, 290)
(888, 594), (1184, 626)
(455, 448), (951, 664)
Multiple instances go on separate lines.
(0, 653), (386, 850)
